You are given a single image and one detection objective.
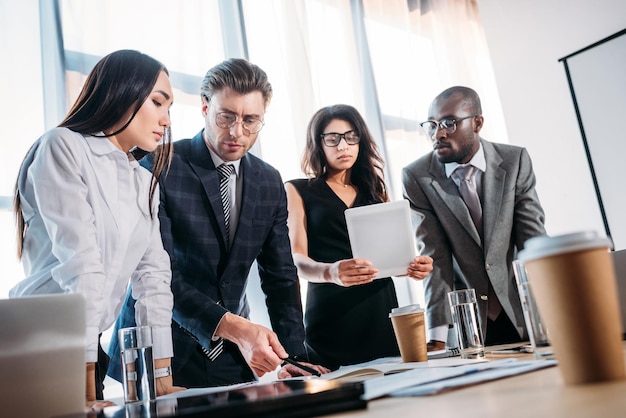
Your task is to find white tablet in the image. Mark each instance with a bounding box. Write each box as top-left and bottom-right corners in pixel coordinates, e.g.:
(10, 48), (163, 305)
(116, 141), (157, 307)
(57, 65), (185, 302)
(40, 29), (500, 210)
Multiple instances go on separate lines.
(344, 199), (417, 279)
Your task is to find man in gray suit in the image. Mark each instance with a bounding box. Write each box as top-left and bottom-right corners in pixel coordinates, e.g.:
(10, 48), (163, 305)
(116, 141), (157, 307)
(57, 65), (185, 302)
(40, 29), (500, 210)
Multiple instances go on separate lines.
(402, 86), (546, 349)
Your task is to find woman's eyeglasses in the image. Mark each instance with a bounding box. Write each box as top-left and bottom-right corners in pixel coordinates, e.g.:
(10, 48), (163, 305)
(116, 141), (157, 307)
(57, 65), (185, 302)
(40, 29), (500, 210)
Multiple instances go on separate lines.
(320, 130), (360, 147)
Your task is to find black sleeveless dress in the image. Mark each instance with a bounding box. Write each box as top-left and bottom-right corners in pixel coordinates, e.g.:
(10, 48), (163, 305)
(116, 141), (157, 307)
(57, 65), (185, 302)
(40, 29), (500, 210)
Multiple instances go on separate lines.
(288, 178), (400, 370)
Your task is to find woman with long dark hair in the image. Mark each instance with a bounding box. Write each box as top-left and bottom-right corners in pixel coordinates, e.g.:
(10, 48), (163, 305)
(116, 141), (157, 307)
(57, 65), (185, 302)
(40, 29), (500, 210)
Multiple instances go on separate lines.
(11, 49), (180, 409)
(286, 104), (433, 369)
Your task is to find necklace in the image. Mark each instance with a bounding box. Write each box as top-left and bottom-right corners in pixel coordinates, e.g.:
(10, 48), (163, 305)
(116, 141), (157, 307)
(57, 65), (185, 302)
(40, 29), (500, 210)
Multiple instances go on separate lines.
(327, 180), (351, 188)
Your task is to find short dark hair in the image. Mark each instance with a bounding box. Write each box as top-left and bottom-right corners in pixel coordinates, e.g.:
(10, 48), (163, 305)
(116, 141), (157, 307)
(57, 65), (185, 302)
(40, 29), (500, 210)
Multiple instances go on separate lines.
(435, 86), (482, 115)
(200, 58), (273, 108)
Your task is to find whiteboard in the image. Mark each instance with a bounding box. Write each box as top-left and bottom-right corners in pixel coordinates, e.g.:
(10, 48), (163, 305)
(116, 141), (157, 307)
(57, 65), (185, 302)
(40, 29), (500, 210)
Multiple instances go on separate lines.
(561, 29), (626, 250)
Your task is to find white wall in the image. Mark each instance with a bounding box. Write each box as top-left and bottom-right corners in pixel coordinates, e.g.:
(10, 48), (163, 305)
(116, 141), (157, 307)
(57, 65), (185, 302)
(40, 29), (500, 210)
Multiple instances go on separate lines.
(476, 0), (626, 238)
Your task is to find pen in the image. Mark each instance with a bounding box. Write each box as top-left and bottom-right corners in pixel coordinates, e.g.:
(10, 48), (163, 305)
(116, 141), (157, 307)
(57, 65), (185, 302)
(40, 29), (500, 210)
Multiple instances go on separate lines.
(281, 357), (321, 377)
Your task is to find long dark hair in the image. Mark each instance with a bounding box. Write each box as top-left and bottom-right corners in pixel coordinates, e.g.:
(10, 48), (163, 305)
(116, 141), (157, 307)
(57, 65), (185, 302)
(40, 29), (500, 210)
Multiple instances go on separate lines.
(15, 49), (172, 258)
(302, 104), (388, 204)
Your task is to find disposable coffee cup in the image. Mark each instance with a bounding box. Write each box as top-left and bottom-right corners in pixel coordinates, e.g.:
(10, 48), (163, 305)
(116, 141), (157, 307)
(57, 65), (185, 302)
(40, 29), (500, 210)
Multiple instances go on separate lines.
(389, 304), (427, 362)
(518, 231), (625, 385)
(119, 326), (156, 403)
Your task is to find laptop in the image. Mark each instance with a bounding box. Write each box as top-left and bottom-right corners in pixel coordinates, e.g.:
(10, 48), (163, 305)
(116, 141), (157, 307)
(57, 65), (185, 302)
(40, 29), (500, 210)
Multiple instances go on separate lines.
(611, 249), (626, 338)
(0, 293), (86, 418)
(345, 200), (417, 279)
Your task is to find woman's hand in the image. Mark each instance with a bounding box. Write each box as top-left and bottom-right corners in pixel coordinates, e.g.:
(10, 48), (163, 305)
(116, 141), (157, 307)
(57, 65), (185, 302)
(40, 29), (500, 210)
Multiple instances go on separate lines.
(406, 255), (434, 280)
(85, 363), (116, 412)
(156, 376), (186, 396)
(326, 258), (378, 287)
(154, 358), (186, 396)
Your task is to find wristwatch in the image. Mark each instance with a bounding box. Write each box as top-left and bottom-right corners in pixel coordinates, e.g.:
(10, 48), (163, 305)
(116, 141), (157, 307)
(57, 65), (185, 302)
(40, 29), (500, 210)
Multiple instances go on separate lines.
(154, 366), (172, 379)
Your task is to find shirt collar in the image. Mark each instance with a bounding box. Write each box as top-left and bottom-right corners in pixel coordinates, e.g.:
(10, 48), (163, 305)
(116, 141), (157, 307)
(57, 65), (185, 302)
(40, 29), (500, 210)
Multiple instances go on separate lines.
(84, 132), (138, 168)
(445, 141), (486, 178)
(84, 132), (121, 155)
(205, 141), (241, 175)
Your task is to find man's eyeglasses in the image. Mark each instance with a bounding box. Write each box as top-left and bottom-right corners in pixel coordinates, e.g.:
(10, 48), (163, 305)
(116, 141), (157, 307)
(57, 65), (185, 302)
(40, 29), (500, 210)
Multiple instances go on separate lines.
(215, 112), (265, 135)
(320, 130), (360, 147)
(419, 115), (478, 136)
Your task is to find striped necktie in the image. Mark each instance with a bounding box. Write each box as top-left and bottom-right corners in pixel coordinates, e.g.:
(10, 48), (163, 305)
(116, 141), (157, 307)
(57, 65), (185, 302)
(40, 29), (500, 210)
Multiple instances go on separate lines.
(217, 163), (235, 246)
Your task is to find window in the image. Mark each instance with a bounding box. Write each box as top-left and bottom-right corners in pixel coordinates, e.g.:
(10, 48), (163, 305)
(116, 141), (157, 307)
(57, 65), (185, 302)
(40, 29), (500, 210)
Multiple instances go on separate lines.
(2, 1), (505, 314)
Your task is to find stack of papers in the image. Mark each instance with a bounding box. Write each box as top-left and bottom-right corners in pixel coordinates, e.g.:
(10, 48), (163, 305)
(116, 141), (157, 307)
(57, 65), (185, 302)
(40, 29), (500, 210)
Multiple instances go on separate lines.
(320, 356), (557, 400)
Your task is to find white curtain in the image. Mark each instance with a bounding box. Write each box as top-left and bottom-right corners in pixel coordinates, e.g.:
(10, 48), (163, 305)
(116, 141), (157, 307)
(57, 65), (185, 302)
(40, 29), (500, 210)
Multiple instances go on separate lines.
(4, 0), (505, 308)
(59, 0), (226, 142)
(362, 0), (507, 204)
(242, 0), (368, 182)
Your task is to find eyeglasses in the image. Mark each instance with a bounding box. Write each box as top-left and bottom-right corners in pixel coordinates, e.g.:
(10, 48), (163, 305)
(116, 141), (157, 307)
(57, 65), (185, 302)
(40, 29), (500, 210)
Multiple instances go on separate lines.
(320, 130), (360, 147)
(215, 111), (265, 134)
(419, 115), (478, 136)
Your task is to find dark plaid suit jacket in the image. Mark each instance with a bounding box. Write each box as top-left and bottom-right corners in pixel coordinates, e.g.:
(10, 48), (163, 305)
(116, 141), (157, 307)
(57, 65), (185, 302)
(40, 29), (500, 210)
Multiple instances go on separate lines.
(108, 130), (306, 383)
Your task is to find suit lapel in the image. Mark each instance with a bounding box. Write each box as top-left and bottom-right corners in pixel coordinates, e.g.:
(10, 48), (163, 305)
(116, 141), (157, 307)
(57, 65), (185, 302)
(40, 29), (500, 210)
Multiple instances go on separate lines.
(429, 156), (482, 245)
(233, 155), (260, 250)
(481, 140), (505, 255)
(186, 133), (229, 249)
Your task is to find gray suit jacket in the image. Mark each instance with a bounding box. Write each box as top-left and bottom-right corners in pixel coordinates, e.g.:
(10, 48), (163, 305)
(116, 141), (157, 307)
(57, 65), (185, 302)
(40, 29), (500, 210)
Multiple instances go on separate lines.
(402, 139), (546, 339)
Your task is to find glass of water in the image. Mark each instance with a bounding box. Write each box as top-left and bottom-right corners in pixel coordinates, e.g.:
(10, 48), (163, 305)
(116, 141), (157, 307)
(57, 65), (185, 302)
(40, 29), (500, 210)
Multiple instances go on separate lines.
(512, 260), (553, 359)
(448, 288), (485, 359)
(119, 326), (156, 403)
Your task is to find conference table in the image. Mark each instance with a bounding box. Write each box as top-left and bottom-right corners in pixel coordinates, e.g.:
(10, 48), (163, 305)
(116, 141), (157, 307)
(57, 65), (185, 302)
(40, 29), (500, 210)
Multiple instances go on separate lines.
(328, 342), (626, 418)
(73, 342), (626, 418)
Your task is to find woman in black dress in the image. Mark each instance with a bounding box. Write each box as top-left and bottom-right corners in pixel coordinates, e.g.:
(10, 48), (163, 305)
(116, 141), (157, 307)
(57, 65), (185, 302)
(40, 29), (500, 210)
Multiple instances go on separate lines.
(285, 104), (433, 370)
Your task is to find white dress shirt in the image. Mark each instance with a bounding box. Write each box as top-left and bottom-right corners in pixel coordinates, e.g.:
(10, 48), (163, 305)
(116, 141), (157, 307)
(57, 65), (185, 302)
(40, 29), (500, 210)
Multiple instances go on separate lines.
(11, 127), (173, 362)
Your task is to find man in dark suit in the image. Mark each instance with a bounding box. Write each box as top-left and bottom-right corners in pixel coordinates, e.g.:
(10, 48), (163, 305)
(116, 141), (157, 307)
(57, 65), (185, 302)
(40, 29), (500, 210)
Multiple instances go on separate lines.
(108, 59), (326, 388)
(402, 86), (546, 350)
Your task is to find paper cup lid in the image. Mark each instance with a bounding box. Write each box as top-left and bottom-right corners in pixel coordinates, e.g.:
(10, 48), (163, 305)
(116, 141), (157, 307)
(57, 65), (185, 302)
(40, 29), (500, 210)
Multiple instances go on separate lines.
(389, 304), (424, 317)
(518, 230), (613, 262)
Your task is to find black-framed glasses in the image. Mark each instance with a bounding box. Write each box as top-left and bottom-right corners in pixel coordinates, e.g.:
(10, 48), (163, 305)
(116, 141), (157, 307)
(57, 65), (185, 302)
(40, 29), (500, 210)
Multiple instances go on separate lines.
(215, 111), (265, 135)
(320, 130), (360, 147)
(419, 115), (478, 136)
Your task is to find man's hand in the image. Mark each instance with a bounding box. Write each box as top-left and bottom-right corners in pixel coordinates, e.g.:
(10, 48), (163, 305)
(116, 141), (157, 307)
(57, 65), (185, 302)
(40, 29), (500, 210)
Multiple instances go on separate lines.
(277, 361), (330, 379)
(216, 313), (288, 377)
(427, 340), (446, 351)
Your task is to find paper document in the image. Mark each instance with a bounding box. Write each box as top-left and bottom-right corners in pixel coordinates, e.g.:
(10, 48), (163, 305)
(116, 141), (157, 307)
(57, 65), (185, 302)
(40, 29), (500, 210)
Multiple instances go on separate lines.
(389, 359), (558, 397)
(321, 356), (486, 382)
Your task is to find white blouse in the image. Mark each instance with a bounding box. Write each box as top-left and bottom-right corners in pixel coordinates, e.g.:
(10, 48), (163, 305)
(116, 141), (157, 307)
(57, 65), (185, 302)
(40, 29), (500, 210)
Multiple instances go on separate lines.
(11, 127), (173, 363)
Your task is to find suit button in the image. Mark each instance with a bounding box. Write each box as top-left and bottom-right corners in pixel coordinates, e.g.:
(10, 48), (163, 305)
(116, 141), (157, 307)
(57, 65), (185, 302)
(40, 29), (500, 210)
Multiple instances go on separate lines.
(485, 263), (491, 270)
(221, 281), (229, 288)
(480, 295), (488, 301)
